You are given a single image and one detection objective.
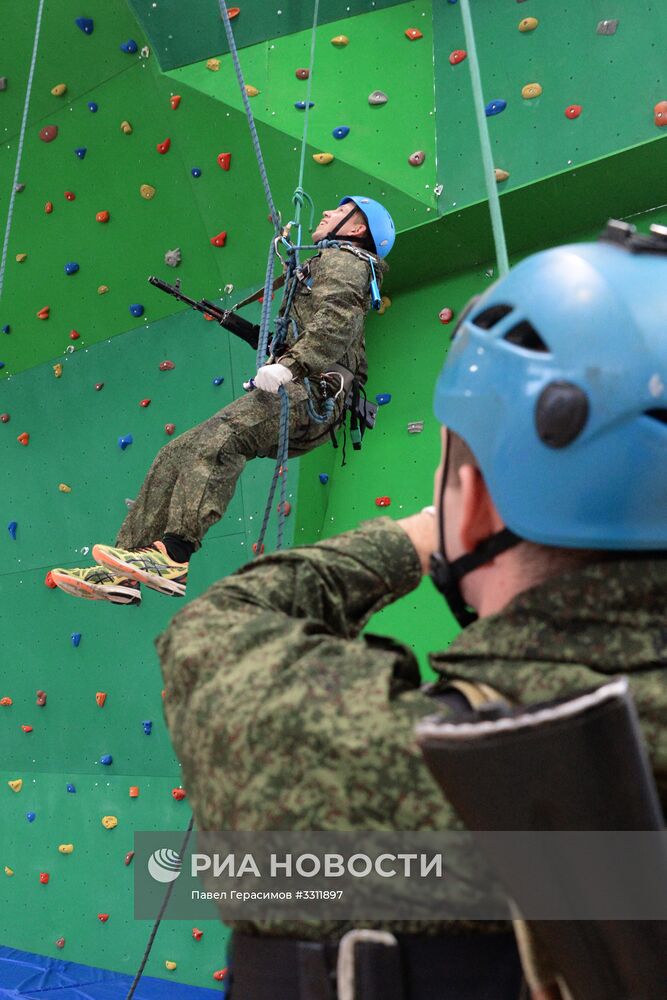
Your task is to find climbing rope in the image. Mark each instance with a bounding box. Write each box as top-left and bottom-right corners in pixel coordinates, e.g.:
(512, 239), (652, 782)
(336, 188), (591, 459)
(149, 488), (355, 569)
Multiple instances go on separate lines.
(0, 0), (46, 301)
(459, 0), (510, 277)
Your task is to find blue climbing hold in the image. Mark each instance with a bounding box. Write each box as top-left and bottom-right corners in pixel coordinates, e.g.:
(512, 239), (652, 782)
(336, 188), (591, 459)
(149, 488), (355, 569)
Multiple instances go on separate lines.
(485, 99), (507, 117)
(191, 167), (202, 178)
(26, 812), (36, 823)
(294, 101), (315, 110)
(121, 39), (138, 54)
(332, 126), (350, 140)
(88, 101), (98, 113)
(375, 393), (392, 406)
(64, 262), (80, 275)
(8, 521), (17, 540)
(0, 362), (5, 369)
(67, 783), (76, 793)
(129, 304), (144, 317)
(75, 147), (87, 159)
(142, 720), (152, 735)
(75, 17), (94, 34)
(2, 325), (9, 334)
(212, 376), (225, 386)
(71, 632), (82, 647)
(319, 473), (329, 484)
(100, 754), (113, 766)
(118, 434), (133, 450)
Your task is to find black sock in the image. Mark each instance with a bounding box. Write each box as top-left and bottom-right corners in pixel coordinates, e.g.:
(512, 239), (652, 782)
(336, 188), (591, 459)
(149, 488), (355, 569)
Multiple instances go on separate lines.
(162, 534), (195, 564)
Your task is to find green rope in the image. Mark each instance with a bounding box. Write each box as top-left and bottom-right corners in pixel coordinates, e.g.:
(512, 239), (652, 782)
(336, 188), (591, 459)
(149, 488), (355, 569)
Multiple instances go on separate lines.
(459, 0), (510, 277)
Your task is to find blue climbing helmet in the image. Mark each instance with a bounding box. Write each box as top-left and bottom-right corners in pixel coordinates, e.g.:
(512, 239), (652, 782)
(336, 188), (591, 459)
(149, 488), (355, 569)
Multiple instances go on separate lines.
(434, 220), (667, 551)
(338, 196), (395, 258)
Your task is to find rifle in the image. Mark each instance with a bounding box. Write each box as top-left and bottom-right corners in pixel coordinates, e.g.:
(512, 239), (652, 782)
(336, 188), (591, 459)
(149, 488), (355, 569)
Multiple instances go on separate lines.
(148, 275), (263, 351)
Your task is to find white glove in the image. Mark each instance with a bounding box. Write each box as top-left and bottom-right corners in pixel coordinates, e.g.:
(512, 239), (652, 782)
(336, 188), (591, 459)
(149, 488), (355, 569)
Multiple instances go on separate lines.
(253, 362), (294, 393)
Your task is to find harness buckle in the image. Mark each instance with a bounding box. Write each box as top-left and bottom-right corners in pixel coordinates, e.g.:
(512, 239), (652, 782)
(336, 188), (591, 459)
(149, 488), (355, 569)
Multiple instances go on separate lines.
(336, 929), (402, 1000)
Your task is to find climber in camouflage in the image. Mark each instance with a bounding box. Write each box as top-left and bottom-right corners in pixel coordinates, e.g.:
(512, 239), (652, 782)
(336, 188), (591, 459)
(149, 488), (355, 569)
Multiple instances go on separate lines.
(49, 197), (394, 606)
(156, 221), (667, 1000)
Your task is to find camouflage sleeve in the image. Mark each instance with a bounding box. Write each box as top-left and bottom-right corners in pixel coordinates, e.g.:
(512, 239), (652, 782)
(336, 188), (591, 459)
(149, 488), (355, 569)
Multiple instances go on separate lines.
(278, 249), (369, 378)
(155, 518), (457, 834)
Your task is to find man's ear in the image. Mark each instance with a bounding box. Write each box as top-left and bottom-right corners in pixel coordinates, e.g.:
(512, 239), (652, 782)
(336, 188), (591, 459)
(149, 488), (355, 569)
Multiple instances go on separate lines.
(458, 464), (505, 553)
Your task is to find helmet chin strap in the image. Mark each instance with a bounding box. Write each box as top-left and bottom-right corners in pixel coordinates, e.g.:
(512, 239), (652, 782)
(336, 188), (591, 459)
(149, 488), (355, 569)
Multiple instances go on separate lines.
(429, 434), (521, 628)
(319, 205), (368, 244)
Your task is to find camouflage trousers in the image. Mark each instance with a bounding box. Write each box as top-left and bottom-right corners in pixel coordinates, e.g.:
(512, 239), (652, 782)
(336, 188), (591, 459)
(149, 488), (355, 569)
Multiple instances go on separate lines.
(116, 383), (343, 551)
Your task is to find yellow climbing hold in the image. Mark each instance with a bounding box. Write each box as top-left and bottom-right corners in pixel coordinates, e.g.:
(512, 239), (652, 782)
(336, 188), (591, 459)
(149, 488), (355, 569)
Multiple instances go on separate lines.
(207, 58), (220, 71)
(15, 254), (27, 263)
(331, 35), (349, 47)
(4, 867), (14, 877)
(312, 153), (334, 165)
(245, 85), (260, 97)
(53, 363), (63, 379)
(58, 844), (74, 854)
(521, 82), (542, 100)
(101, 815), (118, 829)
(494, 168), (510, 182)
(165, 961), (177, 971)
(98, 285), (109, 295)
(140, 184), (156, 200)
(519, 17), (538, 32)
(8, 780), (22, 793)
(120, 120), (133, 135)
(378, 296), (392, 315)
(51, 83), (67, 97)
(58, 484), (72, 493)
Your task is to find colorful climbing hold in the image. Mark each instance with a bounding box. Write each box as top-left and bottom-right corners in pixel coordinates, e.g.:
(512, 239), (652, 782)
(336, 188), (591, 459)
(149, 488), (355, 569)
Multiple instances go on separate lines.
(66, 783), (76, 793)
(95, 382), (104, 391)
(129, 786), (139, 797)
(139, 399), (151, 408)
(226, 7), (240, 17)
(71, 633), (82, 648)
(21, 725), (33, 733)
(485, 100), (507, 117)
(210, 232), (227, 247)
(95, 210), (110, 224)
(9, 780), (23, 792)
(375, 497), (391, 507)
(206, 59), (220, 71)
(408, 421), (425, 434)
(565, 104), (582, 119)
(654, 101), (667, 126)
(36, 690), (47, 706)
(39, 125), (58, 142)
(64, 191), (75, 201)
(217, 152), (232, 170)
(17, 433), (30, 446)
(15, 253), (27, 263)
(96, 692), (107, 707)
(165, 249), (181, 269)
(192, 928), (204, 941)
(142, 720), (152, 734)
(120, 120), (133, 134)
(39, 872), (50, 884)
(245, 85), (260, 97)
(405, 28), (423, 40)
(125, 851), (135, 865)
(296, 68), (310, 80)
(378, 296), (392, 315)
(75, 17), (94, 34)
(213, 969), (228, 982)
(172, 788), (187, 801)
(58, 844), (74, 854)
(140, 184), (156, 199)
(597, 19), (619, 35)
(37, 306), (50, 319)
(332, 126), (350, 140)
(118, 434), (133, 450)
(408, 151), (425, 166)
(277, 501), (291, 517)
(45, 201), (53, 214)
(98, 913), (110, 922)
(165, 424), (176, 435)
(212, 376), (225, 386)
(51, 83), (67, 97)
(331, 35), (349, 47)
(74, 147), (87, 159)
(170, 95), (181, 109)
(449, 50), (467, 65)
(313, 153), (334, 165)
(519, 17), (538, 32)
(88, 101), (98, 112)
(8, 522), (17, 540)
(98, 285), (109, 294)
(319, 473), (329, 484)
(165, 961), (177, 972)
(494, 168), (510, 182)
(157, 138), (171, 155)
(0, 414), (9, 422)
(521, 83), (542, 99)
(295, 101), (315, 110)
(368, 90), (388, 106)
(120, 40), (138, 54)
(4, 868), (14, 877)
(159, 360), (176, 371)
(0, 697), (13, 705)
(129, 304), (144, 317)
(55, 937), (65, 949)
(191, 167), (202, 178)
(64, 262), (80, 275)
(101, 816), (118, 829)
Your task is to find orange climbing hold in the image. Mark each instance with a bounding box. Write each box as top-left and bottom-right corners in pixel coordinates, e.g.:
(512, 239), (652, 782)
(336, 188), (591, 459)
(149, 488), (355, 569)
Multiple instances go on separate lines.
(227, 7), (240, 18)
(98, 913), (110, 922)
(405, 28), (423, 40)
(519, 17), (538, 32)
(96, 210), (110, 223)
(17, 432), (30, 446)
(0, 697), (13, 706)
(654, 101), (667, 126)
(96, 692), (107, 707)
(129, 786), (139, 797)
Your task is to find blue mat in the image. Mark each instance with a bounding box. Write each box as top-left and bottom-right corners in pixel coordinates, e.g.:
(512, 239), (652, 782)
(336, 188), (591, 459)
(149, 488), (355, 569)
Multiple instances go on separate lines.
(0, 946), (223, 998)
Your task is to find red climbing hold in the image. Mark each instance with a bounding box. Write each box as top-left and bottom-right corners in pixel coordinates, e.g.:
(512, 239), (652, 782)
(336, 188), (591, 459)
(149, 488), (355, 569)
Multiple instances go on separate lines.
(295, 68), (310, 80)
(210, 232), (227, 247)
(0, 697), (12, 706)
(45, 571), (57, 589)
(165, 423), (176, 435)
(170, 95), (181, 110)
(375, 497), (391, 507)
(94, 383), (104, 391)
(21, 725), (33, 733)
(39, 125), (58, 142)
(439, 308), (454, 324)
(565, 104), (582, 120)
(96, 692), (107, 707)
(157, 138), (171, 155)
(64, 191), (75, 201)
(192, 928), (204, 941)
(40, 872), (50, 884)
(45, 201), (53, 214)
(0, 414), (10, 423)
(125, 850), (135, 866)
(140, 399), (151, 407)
(37, 307), (50, 320)
(70, 330), (80, 340)
(17, 432), (30, 446)
(277, 501), (291, 516)
(213, 969), (228, 982)
(228, 6), (240, 17)
(55, 938), (65, 949)
(36, 690), (47, 706)
(252, 542), (265, 555)
(217, 152), (232, 171)
(98, 913), (109, 922)
(654, 101), (667, 126)
(129, 786), (139, 797)
(405, 28), (423, 40)
(96, 210), (110, 223)
(159, 360), (175, 371)
(449, 50), (467, 65)
(172, 788), (187, 801)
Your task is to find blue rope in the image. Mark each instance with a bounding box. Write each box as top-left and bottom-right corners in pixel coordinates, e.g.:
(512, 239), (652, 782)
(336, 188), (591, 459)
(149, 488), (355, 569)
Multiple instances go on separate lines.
(254, 387), (291, 554)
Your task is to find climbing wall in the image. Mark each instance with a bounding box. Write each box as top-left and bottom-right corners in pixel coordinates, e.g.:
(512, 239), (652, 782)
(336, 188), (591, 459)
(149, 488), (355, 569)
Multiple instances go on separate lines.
(1, 0), (666, 994)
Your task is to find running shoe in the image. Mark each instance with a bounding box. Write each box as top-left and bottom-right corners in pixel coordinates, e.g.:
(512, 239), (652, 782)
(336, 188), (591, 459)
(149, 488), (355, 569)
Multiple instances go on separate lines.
(50, 565), (142, 606)
(92, 540), (187, 597)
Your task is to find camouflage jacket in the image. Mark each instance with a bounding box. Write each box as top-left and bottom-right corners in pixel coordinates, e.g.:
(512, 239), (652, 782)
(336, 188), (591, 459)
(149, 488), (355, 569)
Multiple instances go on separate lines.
(156, 518), (667, 940)
(276, 246), (387, 386)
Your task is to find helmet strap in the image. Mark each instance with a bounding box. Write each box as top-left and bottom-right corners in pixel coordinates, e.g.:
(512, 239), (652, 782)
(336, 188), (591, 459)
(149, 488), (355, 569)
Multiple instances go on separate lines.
(430, 434), (522, 628)
(326, 205), (367, 242)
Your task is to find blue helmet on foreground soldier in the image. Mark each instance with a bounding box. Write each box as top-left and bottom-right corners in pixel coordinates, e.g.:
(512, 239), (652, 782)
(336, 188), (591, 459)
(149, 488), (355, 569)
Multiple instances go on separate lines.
(156, 220), (667, 1000)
